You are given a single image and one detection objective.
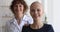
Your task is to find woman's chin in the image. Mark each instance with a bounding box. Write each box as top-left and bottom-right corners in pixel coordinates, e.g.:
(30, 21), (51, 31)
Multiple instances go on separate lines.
(33, 17), (39, 20)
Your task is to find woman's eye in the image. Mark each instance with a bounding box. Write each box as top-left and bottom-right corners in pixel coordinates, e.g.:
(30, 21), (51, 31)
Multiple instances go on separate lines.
(37, 9), (40, 11)
(14, 5), (17, 7)
(31, 9), (35, 12)
(19, 5), (22, 7)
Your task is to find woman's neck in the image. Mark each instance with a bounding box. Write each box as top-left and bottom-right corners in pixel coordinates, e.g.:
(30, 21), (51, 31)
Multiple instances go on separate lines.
(15, 16), (23, 25)
(30, 19), (44, 29)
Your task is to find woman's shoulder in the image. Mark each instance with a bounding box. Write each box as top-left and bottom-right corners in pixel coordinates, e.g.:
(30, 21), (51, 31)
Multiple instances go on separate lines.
(6, 18), (15, 25)
(44, 24), (53, 28)
(22, 24), (53, 29)
(43, 24), (54, 32)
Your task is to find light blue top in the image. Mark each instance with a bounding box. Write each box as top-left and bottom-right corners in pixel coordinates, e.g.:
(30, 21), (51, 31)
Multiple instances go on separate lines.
(5, 15), (33, 32)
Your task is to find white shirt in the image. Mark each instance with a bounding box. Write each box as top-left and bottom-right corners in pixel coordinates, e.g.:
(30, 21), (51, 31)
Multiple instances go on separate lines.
(5, 15), (33, 32)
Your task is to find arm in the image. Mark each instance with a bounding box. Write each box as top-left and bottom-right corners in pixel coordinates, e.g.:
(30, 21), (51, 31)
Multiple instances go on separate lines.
(5, 22), (14, 32)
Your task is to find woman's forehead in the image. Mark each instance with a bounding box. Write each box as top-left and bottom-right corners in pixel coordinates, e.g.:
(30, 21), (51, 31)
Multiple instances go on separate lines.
(31, 2), (42, 6)
(30, 4), (42, 10)
(30, 2), (42, 8)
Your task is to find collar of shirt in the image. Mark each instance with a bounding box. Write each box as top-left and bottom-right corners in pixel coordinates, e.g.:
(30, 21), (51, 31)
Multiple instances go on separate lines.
(10, 15), (33, 29)
(9, 18), (22, 30)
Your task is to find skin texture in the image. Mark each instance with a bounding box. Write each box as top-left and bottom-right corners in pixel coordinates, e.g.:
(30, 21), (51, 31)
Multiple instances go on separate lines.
(13, 3), (24, 25)
(30, 2), (44, 29)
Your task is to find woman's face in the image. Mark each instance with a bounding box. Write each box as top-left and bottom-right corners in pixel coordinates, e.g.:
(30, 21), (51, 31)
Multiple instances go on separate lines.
(30, 3), (43, 20)
(13, 3), (24, 18)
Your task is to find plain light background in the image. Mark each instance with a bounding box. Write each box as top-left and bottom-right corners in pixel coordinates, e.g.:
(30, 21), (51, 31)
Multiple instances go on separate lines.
(53, 0), (60, 32)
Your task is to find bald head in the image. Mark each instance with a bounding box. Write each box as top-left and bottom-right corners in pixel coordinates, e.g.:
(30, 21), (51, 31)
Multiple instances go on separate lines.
(30, 1), (43, 8)
(30, 1), (44, 19)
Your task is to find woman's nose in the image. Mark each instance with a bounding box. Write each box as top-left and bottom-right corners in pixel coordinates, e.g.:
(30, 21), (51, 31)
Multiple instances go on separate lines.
(35, 10), (38, 14)
(17, 6), (20, 11)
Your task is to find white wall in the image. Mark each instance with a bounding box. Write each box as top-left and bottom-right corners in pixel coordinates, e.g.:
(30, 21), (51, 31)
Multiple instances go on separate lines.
(47, 0), (60, 32)
(53, 0), (60, 32)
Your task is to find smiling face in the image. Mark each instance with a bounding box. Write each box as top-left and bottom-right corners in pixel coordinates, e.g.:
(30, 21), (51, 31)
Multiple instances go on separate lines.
(30, 2), (44, 20)
(13, 3), (24, 19)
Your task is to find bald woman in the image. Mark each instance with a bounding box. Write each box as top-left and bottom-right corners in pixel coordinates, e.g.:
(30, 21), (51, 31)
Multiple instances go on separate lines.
(22, 1), (54, 32)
